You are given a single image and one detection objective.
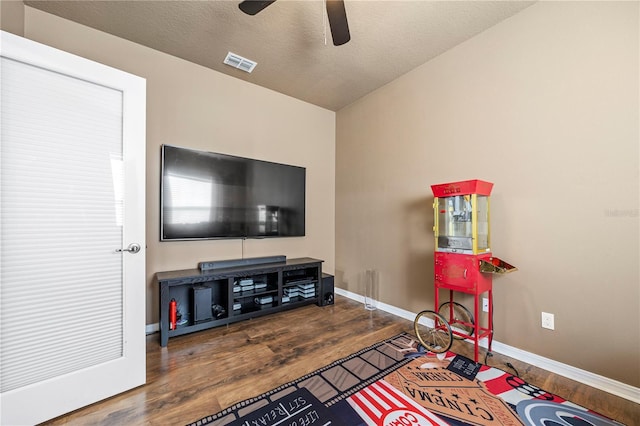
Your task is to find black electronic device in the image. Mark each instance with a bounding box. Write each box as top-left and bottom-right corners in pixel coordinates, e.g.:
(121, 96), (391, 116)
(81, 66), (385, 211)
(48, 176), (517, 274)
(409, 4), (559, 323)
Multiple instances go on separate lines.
(193, 286), (213, 322)
(319, 273), (334, 306)
(446, 354), (482, 381)
(199, 255), (286, 271)
(161, 145), (306, 241)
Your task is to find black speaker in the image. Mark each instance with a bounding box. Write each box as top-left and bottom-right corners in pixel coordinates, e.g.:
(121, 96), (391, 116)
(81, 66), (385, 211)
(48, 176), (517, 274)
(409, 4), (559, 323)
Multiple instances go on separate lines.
(199, 255), (286, 271)
(319, 273), (334, 306)
(193, 286), (213, 322)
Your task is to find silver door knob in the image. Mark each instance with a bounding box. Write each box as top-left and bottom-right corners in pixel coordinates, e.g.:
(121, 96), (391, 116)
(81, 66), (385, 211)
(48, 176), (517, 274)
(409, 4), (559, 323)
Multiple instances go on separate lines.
(116, 243), (141, 254)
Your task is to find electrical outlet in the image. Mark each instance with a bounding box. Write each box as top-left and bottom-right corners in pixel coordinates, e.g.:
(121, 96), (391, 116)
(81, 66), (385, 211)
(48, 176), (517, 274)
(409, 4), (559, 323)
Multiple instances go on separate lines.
(482, 298), (489, 313)
(541, 312), (555, 330)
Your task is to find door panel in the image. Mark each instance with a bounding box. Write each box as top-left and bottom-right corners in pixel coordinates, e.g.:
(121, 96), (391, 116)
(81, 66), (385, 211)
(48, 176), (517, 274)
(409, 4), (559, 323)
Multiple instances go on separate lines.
(0, 31), (146, 425)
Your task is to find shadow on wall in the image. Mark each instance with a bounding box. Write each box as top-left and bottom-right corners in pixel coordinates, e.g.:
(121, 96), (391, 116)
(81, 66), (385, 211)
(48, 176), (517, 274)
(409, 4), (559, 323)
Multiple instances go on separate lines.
(335, 269), (345, 290)
(334, 269), (380, 304)
(405, 196), (436, 312)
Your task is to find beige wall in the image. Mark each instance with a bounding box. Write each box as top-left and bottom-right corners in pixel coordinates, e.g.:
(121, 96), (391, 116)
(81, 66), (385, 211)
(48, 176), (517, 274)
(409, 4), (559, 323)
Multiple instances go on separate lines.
(0, 0), (24, 36)
(23, 7), (336, 327)
(336, 1), (639, 387)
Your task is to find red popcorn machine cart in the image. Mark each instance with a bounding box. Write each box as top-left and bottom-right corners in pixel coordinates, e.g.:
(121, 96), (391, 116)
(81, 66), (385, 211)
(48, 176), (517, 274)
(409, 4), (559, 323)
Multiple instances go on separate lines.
(414, 179), (516, 362)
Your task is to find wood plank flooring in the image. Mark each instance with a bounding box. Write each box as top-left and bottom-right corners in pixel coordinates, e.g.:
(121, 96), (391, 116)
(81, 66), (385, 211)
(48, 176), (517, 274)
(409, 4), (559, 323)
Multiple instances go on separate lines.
(43, 295), (638, 425)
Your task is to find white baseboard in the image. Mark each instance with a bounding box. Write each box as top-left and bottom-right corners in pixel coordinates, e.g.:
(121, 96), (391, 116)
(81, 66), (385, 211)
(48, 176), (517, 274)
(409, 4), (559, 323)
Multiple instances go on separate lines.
(146, 323), (159, 335)
(334, 287), (640, 404)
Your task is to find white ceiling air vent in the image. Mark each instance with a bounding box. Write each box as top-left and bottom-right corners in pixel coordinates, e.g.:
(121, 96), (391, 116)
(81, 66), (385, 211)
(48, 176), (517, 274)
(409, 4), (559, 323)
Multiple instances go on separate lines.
(223, 52), (257, 73)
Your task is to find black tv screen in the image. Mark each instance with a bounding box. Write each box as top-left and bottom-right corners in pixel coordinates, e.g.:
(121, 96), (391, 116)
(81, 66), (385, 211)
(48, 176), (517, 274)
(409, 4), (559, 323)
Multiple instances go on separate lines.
(161, 145), (305, 240)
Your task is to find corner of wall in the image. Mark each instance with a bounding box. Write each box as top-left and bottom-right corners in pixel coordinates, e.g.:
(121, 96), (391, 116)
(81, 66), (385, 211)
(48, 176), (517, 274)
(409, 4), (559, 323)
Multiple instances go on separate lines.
(1, 1), (25, 36)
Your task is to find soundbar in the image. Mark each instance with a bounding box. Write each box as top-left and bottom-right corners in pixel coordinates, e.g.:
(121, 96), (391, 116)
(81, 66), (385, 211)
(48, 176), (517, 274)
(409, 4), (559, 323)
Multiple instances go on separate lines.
(199, 255), (286, 271)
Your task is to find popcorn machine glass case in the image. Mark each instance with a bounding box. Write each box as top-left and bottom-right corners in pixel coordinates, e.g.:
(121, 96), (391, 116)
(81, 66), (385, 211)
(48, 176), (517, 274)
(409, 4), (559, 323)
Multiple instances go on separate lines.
(432, 180), (493, 255)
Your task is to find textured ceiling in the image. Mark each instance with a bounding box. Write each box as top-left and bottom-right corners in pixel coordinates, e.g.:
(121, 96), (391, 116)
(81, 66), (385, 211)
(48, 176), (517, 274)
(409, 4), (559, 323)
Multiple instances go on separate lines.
(24, 0), (535, 111)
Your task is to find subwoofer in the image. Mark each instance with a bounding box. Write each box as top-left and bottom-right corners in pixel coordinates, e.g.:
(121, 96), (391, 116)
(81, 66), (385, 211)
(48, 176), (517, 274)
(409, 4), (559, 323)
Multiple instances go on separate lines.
(319, 273), (334, 306)
(193, 286), (213, 322)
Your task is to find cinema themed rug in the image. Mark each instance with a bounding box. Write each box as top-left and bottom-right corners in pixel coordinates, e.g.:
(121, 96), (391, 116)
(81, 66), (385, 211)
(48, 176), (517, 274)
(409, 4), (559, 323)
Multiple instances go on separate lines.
(189, 333), (623, 426)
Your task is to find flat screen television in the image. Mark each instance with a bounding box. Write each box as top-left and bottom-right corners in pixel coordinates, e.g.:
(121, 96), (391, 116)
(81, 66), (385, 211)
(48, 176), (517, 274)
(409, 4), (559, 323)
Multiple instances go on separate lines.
(161, 145), (306, 240)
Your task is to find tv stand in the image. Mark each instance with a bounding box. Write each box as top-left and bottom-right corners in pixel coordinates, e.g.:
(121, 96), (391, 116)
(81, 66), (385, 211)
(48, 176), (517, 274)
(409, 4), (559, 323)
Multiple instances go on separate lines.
(156, 257), (323, 347)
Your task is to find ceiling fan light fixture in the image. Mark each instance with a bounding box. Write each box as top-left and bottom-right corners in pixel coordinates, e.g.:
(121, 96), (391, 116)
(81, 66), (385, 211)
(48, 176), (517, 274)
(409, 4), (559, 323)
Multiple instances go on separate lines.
(223, 52), (257, 73)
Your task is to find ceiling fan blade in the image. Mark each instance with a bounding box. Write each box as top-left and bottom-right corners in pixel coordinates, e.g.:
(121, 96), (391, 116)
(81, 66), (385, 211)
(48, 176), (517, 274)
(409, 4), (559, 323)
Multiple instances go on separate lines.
(326, 0), (350, 46)
(238, 0), (276, 16)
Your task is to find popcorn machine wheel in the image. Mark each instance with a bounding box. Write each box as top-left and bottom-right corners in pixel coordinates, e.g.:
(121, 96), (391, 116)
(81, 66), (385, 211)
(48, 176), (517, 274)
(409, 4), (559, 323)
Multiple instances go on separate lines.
(413, 309), (454, 353)
(412, 302), (476, 354)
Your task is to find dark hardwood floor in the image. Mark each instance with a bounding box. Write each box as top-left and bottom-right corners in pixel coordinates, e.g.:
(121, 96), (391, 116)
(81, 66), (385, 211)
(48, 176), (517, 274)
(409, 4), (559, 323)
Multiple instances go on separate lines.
(44, 295), (638, 425)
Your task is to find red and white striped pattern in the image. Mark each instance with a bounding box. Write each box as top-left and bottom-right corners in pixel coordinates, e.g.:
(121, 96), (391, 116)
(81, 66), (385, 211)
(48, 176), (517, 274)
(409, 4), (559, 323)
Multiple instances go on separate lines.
(347, 380), (450, 426)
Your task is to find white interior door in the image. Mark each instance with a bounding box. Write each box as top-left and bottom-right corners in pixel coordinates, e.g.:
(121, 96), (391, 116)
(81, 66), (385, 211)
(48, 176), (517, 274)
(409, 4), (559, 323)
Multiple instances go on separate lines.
(0, 31), (146, 425)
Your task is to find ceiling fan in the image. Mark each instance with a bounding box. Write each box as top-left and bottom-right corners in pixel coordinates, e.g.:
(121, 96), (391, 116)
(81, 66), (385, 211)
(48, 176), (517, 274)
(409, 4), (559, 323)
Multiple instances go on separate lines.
(238, 0), (351, 46)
